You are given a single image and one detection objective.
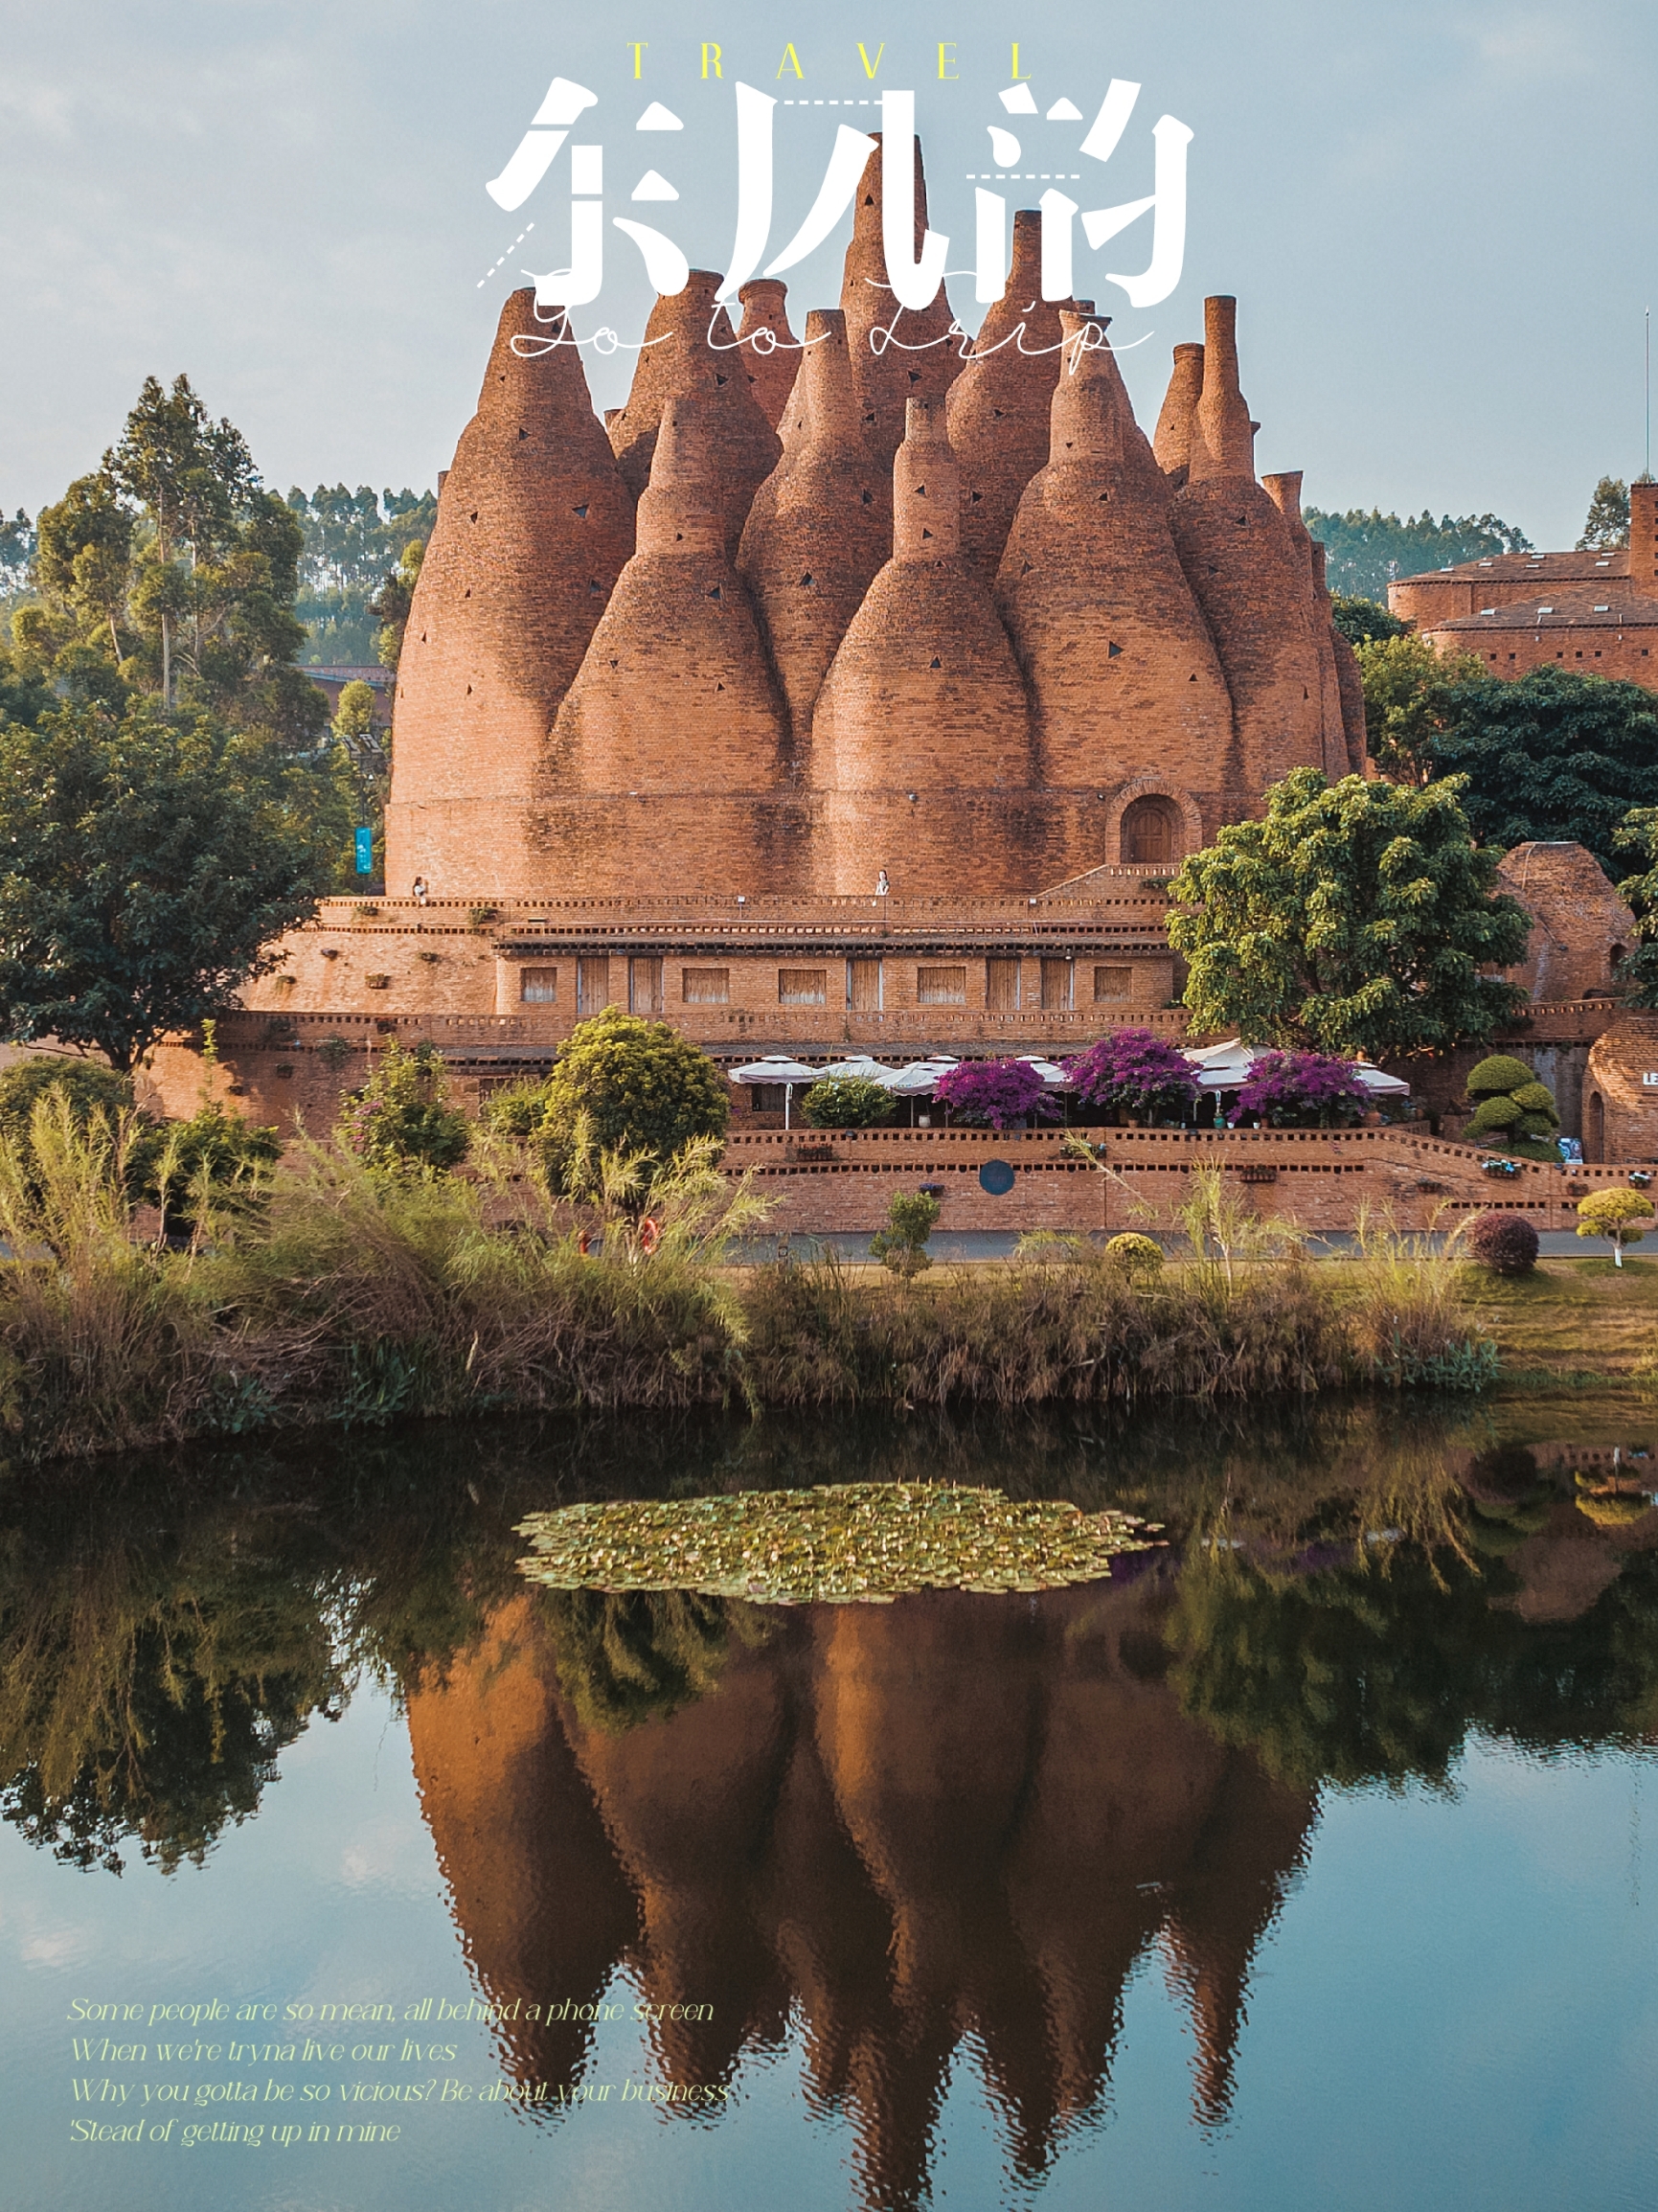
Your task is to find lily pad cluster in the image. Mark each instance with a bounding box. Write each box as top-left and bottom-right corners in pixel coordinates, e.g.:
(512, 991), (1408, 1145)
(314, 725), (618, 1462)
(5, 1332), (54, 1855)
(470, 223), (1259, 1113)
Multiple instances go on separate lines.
(516, 1483), (1155, 1606)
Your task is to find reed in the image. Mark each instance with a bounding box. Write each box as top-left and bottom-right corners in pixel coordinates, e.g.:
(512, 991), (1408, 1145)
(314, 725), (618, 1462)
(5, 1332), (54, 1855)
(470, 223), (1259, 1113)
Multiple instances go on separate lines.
(0, 1119), (1495, 1465)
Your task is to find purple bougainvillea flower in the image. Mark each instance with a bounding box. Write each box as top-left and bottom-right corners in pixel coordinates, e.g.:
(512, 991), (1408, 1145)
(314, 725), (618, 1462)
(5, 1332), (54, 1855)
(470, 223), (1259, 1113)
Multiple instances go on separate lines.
(1068, 1029), (1198, 1119)
(933, 1057), (1057, 1131)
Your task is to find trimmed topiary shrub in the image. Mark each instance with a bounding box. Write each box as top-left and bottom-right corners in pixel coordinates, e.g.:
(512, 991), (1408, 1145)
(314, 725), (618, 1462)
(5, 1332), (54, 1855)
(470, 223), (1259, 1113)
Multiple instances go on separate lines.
(1465, 1054), (1560, 1160)
(1465, 1211), (1540, 1276)
(1467, 1055), (1537, 1098)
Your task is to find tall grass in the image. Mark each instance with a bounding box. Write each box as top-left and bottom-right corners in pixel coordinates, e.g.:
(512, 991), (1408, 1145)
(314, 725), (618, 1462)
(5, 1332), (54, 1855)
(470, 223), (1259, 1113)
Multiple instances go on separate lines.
(0, 1116), (1495, 1465)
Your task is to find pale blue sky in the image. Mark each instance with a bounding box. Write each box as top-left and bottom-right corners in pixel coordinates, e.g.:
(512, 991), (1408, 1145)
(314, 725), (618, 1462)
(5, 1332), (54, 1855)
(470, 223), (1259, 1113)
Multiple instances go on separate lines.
(1, 1), (1653, 548)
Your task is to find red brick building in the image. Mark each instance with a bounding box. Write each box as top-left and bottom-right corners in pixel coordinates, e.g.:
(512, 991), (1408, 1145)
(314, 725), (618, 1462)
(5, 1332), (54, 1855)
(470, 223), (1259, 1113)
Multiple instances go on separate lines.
(1393, 481), (1658, 686)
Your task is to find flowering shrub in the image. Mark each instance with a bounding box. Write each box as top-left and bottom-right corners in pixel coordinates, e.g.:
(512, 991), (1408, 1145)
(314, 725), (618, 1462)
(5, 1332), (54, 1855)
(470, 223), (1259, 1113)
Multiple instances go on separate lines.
(933, 1058), (1056, 1130)
(1068, 1031), (1198, 1123)
(1235, 1050), (1369, 1129)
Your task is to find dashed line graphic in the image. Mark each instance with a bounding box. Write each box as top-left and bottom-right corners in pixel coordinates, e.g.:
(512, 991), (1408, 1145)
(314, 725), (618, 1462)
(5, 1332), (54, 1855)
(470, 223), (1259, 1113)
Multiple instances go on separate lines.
(477, 223), (535, 288)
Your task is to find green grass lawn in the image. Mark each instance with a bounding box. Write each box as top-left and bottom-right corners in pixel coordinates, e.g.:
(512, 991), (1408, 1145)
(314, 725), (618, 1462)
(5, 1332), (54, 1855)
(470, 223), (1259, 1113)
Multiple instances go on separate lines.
(1462, 1257), (1658, 1381)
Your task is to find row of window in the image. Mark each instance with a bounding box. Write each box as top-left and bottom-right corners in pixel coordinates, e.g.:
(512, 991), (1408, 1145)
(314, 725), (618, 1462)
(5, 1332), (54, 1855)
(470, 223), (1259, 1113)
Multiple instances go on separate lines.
(518, 957), (1136, 1013)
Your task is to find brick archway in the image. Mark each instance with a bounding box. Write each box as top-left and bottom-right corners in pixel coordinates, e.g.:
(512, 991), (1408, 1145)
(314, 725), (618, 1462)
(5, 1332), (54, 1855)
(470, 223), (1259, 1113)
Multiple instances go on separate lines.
(1105, 783), (1205, 869)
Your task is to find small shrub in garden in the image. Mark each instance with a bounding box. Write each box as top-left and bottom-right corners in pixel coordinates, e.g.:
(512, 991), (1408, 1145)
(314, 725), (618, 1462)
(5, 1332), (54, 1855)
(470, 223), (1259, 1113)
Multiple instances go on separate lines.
(871, 1189), (941, 1277)
(338, 1039), (470, 1174)
(1069, 1031), (1198, 1124)
(801, 1075), (893, 1129)
(933, 1058), (1056, 1130)
(1104, 1232), (1165, 1273)
(1235, 1050), (1368, 1129)
(1465, 1211), (1539, 1276)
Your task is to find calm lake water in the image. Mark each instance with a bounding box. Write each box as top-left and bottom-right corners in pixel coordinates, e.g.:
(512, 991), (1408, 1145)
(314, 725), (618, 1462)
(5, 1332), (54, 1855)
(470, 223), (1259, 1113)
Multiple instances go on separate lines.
(4, 1398), (1658, 2212)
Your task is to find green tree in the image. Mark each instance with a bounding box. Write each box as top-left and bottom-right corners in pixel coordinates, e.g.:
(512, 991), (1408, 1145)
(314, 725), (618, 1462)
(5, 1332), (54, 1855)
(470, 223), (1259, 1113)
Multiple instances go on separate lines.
(1168, 767), (1530, 1060)
(1425, 666), (1658, 873)
(1329, 594), (1409, 648)
(1355, 632), (1486, 783)
(33, 475), (133, 663)
(371, 540), (425, 670)
(1576, 1187), (1654, 1268)
(1578, 474), (1631, 551)
(0, 702), (332, 1072)
(870, 1188), (940, 1277)
(1301, 507), (1532, 601)
(337, 1039), (469, 1174)
(1611, 806), (1658, 1005)
(536, 1009), (729, 1175)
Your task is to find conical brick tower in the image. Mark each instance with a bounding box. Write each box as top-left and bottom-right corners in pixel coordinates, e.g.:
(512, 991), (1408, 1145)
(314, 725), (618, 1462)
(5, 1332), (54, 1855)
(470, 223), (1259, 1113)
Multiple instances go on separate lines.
(840, 137), (964, 464)
(737, 308), (893, 747)
(947, 211), (1078, 582)
(383, 288), (635, 898)
(1152, 342), (1205, 488)
(540, 392), (798, 895)
(1264, 470), (1352, 783)
(1315, 540), (1371, 774)
(1169, 297), (1327, 797)
(604, 270), (782, 552)
(735, 278), (802, 429)
(812, 398), (1041, 895)
(997, 309), (1235, 876)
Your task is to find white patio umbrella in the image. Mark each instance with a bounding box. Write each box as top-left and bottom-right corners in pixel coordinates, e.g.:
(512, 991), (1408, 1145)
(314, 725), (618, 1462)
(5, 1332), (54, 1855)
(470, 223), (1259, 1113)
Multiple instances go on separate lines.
(1018, 1055), (1075, 1088)
(729, 1055), (821, 1129)
(883, 1058), (959, 1096)
(1180, 1039), (1411, 1099)
(817, 1055), (896, 1083)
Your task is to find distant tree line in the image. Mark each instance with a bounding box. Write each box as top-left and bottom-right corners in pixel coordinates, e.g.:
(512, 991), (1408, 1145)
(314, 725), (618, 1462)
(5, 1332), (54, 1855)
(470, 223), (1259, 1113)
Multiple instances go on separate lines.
(284, 484), (435, 666)
(1302, 507), (1533, 600)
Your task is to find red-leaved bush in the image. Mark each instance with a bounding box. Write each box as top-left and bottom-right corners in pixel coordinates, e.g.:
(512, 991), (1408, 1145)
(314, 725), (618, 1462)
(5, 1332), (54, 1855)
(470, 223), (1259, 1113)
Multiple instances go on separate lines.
(1465, 1211), (1539, 1275)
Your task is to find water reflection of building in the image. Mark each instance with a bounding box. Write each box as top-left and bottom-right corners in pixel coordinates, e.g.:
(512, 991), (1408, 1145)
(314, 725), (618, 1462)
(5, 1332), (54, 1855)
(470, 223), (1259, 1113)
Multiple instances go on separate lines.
(405, 1570), (1313, 2209)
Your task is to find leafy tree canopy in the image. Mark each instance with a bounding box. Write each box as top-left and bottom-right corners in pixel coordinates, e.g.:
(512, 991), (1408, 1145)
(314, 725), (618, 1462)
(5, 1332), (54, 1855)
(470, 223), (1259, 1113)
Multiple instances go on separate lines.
(1168, 768), (1530, 1060)
(0, 700), (333, 1071)
(1302, 507), (1532, 601)
(1329, 594), (1409, 648)
(540, 1008), (729, 1172)
(1424, 665), (1658, 873)
(1354, 632), (1487, 783)
(284, 485), (435, 668)
(1578, 474), (1632, 551)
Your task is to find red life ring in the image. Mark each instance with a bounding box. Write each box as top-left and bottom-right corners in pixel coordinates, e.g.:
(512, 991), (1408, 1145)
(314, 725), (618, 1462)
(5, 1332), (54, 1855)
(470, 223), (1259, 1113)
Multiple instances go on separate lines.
(638, 1216), (662, 1255)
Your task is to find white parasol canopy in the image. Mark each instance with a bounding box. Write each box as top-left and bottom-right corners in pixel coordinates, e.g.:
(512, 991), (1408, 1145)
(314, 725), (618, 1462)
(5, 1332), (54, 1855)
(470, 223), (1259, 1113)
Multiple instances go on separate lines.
(1181, 1039), (1409, 1096)
(816, 1056), (896, 1083)
(728, 1055), (821, 1129)
(883, 1058), (960, 1096)
(1018, 1055), (1075, 1089)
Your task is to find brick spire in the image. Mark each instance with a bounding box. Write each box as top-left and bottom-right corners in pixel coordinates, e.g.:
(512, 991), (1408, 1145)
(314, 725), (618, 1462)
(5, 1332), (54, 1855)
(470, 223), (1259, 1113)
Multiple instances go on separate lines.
(737, 307), (893, 745)
(383, 287), (635, 898)
(839, 136), (964, 464)
(812, 398), (1041, 895)
(1263, 470), (1356, 782)
(604, 269), (782, 551)
(542, 391), (798, 895)
(1169, 298), (1327, 794)
(734, 279), (801, 430)
(997, 309), (1235, 875)
(947, 210), (1078, 582)
(1152, 342), (1206, 487)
